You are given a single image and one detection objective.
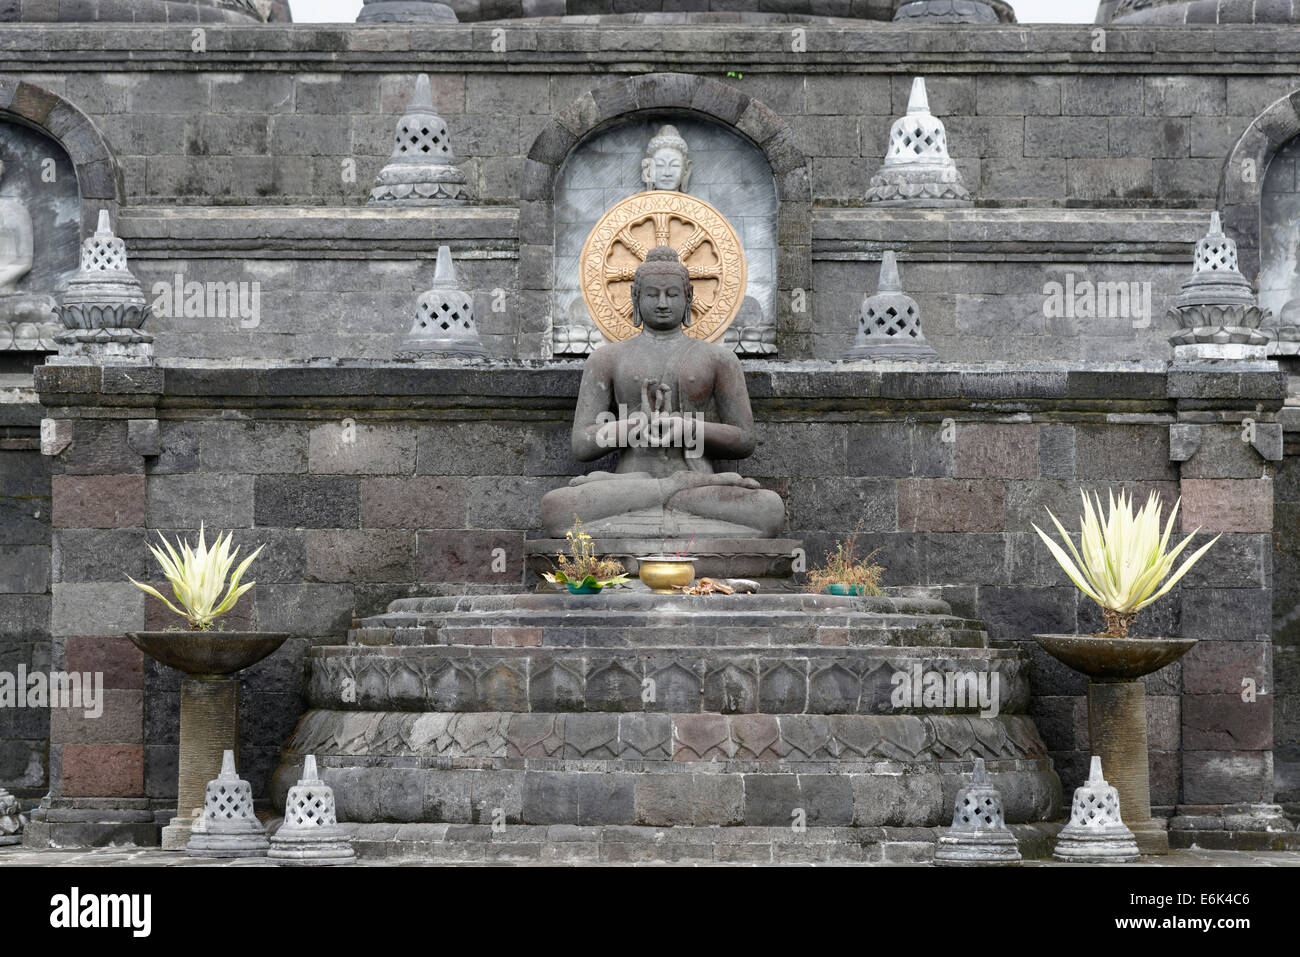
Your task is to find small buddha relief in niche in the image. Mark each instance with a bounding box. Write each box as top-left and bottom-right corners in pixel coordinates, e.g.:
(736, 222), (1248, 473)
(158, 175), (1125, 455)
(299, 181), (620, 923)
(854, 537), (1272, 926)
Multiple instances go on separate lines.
(641, 125), (692, 194)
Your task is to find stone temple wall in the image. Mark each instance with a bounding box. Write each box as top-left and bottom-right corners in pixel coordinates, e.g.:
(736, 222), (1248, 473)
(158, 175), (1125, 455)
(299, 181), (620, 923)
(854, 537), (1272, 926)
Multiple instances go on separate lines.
(0, 390), (49, 800)
(26, 362), (1283, 817)
(0, 24), (1297, 362)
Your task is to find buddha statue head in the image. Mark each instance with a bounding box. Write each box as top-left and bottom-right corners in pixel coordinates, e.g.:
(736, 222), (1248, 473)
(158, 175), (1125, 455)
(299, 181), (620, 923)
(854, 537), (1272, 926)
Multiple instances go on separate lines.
(631, 245), (693, 331)
(641, 125), (691, 193)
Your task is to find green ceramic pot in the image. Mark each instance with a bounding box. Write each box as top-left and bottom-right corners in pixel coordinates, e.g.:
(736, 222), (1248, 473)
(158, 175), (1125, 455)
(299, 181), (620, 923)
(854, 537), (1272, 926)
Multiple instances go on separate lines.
(567, 582), (602, 595)
(827, 584), (870, 597)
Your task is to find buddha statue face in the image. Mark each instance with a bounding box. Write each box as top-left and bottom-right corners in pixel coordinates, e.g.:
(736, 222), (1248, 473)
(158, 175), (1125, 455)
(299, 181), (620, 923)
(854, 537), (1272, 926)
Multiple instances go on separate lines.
(631, 248), (694, 332)
(650, 148), (685, 191)
(641, 125), (691, 193)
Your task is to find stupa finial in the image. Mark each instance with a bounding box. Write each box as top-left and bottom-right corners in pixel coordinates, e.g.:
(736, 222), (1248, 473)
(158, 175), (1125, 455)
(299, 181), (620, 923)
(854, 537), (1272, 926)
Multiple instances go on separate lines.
(432, 245), (458, 287)
(410, 73), (434, 111)
(878, 250), (903, 294)
(907, 77), (930, 114)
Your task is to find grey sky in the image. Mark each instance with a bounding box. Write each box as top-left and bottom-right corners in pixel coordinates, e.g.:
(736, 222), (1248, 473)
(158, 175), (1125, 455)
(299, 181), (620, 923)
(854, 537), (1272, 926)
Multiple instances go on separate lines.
(289, 0), (1099, 23)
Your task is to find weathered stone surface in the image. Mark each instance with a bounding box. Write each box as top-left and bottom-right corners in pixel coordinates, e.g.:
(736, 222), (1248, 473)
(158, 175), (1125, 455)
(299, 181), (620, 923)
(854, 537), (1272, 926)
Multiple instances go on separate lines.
(254, 475), (359, 529)
(200, 421), (306, 475)
(148, 474), (253, 529)
(417, 530), (522, 584)
(306, 530), (415, 583)
(52, 475), (144, 529)
(51, 583), (143, 637)
(1182, 750), (1274, 804)
(956, 424), (1038, 480)
(65, 635), (142, 691)
(1181, 479), (1273, 533)
(60, 744), (143, 798)
(1183, 694), (1272, 751)
(309, 424), (416, 475)
(897, 480), (1003, 533)
(1182, 641), (1270, 696)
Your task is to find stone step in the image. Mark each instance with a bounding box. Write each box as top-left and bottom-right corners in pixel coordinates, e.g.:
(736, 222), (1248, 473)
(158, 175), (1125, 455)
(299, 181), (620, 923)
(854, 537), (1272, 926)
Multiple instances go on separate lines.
(307, 645), (1028, 714)
(356, 592), (988, 650)
(342, 822), (1064, 864)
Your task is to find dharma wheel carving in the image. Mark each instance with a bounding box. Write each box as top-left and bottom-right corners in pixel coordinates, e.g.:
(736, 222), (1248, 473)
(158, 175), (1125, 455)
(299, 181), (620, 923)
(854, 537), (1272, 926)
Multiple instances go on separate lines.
(580, 190), (746, 344)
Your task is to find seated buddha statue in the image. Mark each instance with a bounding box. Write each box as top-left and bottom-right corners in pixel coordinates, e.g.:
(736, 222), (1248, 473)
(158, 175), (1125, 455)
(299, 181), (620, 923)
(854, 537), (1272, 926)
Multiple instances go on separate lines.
(0, 158), (58, 330)
(541, 246), (785, 540)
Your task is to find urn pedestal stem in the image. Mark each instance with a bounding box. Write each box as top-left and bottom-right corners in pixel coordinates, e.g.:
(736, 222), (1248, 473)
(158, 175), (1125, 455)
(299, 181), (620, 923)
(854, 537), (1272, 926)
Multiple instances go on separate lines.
(1087, 680), (1167, 854)
(161, 677), (240, 851)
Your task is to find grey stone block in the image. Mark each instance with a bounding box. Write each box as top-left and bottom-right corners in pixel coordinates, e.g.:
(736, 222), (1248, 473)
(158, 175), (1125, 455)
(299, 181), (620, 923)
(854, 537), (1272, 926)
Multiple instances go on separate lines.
(51, 583), (143, 637)
(254, 475), (359, 529)
(253, 584), (354, 637)
(148, 474), (254, 529)
(308, 423), (416, 476)
(200, 421), (307, 475)
(634, 773), (743, 826)
(306, 530), (415, 583)
(126, 420), (160, 458)
(51, 529), (146, 584)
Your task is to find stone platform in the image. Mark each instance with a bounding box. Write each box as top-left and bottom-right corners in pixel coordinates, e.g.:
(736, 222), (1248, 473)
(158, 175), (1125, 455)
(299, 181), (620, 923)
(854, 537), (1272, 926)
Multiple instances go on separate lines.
(523, 538), (803, 585)
(274, 591), (1062, 853)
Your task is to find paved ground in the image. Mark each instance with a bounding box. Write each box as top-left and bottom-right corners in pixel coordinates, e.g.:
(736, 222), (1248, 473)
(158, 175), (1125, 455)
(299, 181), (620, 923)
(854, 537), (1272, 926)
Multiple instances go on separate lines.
(2, 845), (1299, 866)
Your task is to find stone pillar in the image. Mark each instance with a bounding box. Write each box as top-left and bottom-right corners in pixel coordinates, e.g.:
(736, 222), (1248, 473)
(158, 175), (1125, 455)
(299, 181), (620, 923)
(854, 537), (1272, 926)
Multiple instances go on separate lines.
(25, 364), (162, 848)
(1088, 681), (1164, 852)
(163, 678), (239, 850)
(1166, 375), (1290, 846)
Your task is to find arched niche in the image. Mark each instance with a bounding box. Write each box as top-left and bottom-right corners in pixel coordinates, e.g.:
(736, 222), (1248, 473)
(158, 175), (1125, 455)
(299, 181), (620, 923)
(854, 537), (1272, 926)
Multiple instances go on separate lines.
(551, 115), (779, 357)
(1259, 134), (1300, 330)
(0, 120), (79, 363)
(520, 72), (811, 361)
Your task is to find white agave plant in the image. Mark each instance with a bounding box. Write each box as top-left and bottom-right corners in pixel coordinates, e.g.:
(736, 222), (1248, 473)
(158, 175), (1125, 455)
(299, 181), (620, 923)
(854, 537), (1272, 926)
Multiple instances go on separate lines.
(128, 524), (263, 631)
(1033, 489), (1219, 639)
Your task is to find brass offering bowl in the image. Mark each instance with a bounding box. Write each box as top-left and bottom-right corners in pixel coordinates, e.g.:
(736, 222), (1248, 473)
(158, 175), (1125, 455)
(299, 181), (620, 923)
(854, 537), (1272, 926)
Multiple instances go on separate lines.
(637, 556), (696, 594)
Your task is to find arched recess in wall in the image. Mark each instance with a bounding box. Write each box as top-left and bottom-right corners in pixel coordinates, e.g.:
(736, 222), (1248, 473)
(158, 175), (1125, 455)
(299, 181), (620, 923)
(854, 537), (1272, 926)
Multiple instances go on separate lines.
(0, 81), (122, 360)
(0, 79), (125, 234)
(1220, 93), (1299, 270)
(520, 73), (811, 361)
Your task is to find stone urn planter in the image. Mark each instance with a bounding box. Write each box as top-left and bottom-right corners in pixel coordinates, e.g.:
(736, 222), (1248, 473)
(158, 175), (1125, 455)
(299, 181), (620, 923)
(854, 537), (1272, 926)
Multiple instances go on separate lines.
(1034, 633), (1197, 855)
(127, 631), (288, 850)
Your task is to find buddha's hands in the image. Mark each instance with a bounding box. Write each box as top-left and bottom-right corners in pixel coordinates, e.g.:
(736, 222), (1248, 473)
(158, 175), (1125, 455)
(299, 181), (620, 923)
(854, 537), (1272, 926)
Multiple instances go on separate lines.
(645, 413), (697, 450)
